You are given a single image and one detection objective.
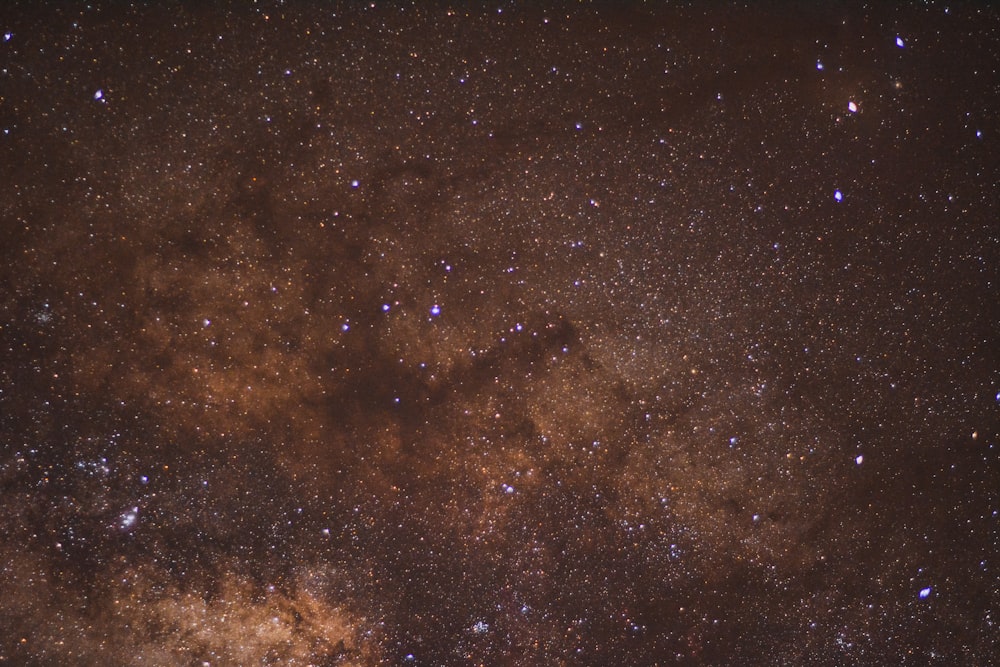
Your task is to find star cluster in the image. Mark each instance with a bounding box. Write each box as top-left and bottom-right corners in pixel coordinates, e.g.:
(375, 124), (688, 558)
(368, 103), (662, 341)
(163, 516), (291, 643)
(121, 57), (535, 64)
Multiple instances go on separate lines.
(1, 3), (997, 665)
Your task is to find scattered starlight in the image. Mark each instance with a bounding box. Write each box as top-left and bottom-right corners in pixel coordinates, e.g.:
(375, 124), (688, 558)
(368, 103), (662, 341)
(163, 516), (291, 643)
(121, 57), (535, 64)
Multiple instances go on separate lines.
(0, 4), (994, 666)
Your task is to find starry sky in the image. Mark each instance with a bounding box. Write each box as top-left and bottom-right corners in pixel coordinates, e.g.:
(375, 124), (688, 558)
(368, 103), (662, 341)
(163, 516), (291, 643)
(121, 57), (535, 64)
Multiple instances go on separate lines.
(1, 2), (998, 665)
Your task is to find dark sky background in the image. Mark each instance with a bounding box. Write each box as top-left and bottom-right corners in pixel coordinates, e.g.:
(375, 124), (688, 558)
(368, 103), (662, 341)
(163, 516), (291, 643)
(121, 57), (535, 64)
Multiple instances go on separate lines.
(1, 2), (997, 665)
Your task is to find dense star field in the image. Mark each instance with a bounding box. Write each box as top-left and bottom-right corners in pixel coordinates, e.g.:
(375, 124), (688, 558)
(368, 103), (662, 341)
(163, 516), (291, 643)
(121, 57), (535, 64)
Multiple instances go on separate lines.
(1, 2), (997, 665)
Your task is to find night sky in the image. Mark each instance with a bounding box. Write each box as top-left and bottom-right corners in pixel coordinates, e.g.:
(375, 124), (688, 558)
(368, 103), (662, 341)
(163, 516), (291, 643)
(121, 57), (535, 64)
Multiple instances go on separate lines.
(1, 2), (998, 665)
